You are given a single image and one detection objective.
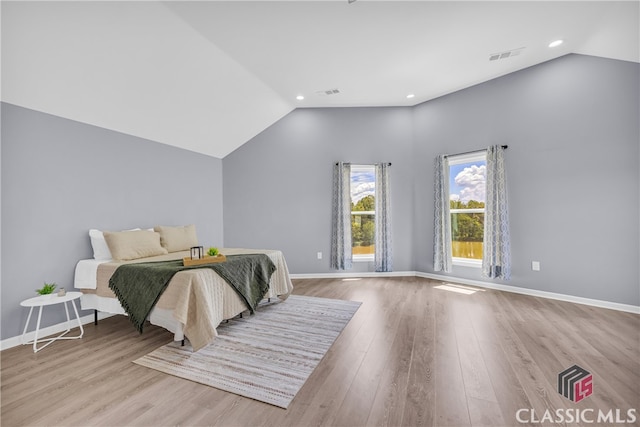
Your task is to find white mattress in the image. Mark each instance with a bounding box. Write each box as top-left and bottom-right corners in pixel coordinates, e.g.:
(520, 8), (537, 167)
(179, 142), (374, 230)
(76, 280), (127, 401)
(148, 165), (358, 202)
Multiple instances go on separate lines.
(82, 293), (184, 340)
(74, 259), (109, 289)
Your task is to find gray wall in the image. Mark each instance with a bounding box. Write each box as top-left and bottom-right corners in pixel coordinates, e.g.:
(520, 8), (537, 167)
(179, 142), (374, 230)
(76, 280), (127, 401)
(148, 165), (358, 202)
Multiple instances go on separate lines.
(1, 103), (224, 340)
(223, 107), (415, 274)
(413, 54), (639, 306)
(224, 54), (639, 306)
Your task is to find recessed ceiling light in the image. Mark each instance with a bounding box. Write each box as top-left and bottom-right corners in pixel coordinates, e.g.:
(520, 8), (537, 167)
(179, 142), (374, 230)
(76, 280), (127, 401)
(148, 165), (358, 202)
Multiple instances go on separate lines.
(549, 39), (563, 48)
(296, 95), (304, 101)
(406, 94), (415, 99)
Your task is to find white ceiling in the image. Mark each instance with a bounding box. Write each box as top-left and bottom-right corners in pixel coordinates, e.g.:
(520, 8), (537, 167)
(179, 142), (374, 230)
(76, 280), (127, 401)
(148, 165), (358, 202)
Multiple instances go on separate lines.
(2, 1), (638, 158)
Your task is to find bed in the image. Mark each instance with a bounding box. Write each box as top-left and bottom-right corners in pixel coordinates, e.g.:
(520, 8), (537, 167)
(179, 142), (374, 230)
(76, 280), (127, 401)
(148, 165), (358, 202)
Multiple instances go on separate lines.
(74, 247), (294, 351)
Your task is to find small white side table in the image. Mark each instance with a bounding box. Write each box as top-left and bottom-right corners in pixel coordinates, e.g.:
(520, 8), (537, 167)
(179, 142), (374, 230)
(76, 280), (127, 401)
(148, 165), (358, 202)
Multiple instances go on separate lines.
(20, 291), (84, 353)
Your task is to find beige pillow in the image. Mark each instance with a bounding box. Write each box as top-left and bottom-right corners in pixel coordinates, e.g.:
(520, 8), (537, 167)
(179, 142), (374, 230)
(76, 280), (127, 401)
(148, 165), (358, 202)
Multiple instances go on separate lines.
(103, 230), (168, 261)
(153, 225), (198, 253)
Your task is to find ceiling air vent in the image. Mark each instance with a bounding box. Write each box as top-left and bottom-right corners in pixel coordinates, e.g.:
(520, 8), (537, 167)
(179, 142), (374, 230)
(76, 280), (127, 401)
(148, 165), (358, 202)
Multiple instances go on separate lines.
(489, 47), (525, 62)
(315, 88), (341, 96)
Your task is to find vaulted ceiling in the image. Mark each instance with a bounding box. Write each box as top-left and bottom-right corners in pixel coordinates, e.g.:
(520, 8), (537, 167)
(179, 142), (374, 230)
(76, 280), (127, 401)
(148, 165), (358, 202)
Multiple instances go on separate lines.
(2, 1), (638, 158)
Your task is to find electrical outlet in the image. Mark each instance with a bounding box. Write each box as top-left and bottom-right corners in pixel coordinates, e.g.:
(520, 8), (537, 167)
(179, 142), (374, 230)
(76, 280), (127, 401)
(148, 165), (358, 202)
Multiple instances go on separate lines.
(317, 252), (323, 260)
(532, 261), (540, 271)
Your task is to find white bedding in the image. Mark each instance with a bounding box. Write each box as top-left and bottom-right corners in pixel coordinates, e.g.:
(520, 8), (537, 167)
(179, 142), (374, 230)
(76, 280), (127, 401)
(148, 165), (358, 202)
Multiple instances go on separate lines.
(73, 248), (294, 348)
(74, 259), (109, 290)
(81, 292), (183, 337)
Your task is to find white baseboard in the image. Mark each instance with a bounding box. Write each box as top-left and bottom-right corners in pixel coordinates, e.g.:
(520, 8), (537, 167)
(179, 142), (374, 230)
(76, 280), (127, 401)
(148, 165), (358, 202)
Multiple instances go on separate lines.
(0, 311), (114, 351)
(290, 271), (415, 279)
(414, 271), (640, 314)
(292, 270), (640, 314)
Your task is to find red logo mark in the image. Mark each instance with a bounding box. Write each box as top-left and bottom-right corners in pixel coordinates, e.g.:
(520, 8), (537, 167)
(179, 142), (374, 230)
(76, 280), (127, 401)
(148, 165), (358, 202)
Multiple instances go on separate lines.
(558, 365), (593, 403)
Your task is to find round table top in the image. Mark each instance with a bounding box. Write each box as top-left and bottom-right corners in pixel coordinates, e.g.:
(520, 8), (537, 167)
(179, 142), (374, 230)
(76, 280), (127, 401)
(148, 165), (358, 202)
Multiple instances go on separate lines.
(20, 291), (82, 307)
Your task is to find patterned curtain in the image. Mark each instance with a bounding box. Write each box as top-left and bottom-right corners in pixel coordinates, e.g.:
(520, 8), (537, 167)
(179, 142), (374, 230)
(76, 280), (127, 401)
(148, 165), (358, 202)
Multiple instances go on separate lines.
(482, 145), (511, 280)
(374, 163), (393, 272)
(433, 155), (452, 272)
(330, 162), (352, 270)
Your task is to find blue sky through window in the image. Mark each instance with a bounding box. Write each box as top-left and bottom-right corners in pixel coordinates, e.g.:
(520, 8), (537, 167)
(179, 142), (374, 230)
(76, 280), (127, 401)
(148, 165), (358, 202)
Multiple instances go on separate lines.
(450, 161), (487, 203)
(351, 167), (375, 204)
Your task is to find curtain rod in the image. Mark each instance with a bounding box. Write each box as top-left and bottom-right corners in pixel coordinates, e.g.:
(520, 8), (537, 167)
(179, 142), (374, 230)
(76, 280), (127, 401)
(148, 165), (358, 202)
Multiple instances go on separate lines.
(335, 162), (392, 166)
(444, 145), (508, 158)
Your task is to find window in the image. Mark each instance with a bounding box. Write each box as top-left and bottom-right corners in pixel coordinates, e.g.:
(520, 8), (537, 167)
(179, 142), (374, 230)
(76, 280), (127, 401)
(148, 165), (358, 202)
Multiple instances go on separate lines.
(449, 152), (486, 267)
(350, 165), (375, 261)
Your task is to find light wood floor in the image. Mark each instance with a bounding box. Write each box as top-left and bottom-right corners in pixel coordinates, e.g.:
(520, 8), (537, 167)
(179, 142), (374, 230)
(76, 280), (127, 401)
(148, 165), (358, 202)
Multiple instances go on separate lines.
(1, 277), (638, 426)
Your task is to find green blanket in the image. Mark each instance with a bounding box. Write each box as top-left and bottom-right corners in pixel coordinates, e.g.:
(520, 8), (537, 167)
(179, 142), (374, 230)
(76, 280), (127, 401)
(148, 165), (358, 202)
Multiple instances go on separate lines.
(108, 254), (276, 333)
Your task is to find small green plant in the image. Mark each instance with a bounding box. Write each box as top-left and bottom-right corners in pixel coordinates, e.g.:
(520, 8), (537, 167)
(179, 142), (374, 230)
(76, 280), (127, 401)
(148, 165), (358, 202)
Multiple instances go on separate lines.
(207, 247), (219, 257)
(36, 282), (57, 295)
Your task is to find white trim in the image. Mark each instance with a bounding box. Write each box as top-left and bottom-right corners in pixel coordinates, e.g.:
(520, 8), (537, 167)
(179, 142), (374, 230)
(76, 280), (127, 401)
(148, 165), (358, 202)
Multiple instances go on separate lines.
(291, 271), (640, 314)
(414, 272), (640, 314)
(1, 311), (114, 351)
(450, 208), (484, 214)
(350, 164), (375, 172)
(447, 151), (486, 166)
(290, 271), (415, 279)
(353, 254), (374, 262)
(452, 257), (482, 268)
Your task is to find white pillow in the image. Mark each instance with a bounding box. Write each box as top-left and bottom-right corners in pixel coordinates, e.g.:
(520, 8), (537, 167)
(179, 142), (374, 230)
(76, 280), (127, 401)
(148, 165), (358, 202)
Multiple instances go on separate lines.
(89, 228), (141, 260)
(89, 229), (112, 260)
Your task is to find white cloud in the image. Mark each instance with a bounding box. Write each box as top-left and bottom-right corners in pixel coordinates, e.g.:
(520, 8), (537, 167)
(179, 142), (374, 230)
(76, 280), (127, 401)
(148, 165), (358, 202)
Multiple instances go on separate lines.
(351, 181), (375, 203)
(454, 165), (486, 202)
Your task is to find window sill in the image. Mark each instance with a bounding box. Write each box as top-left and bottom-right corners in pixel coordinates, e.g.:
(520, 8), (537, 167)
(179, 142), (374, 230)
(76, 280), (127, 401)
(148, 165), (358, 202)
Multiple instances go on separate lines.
(353, 255), (374, 263)
(452, 257), (482, 268)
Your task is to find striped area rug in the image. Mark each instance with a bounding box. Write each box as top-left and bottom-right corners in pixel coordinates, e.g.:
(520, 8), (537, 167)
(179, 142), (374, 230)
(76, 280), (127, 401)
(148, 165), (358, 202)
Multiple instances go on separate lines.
(133, 295), (361, 408)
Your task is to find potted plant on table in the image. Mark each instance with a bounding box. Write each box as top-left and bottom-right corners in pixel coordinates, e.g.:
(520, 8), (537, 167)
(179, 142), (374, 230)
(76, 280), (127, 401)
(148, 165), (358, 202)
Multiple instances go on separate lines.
(36, 282), (57, 295)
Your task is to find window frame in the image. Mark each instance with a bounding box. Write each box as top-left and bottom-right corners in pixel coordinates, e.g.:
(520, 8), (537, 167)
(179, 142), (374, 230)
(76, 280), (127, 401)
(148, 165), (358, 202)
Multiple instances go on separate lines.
(350, 164), (376, 262)
(448, 152), (486, 268)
